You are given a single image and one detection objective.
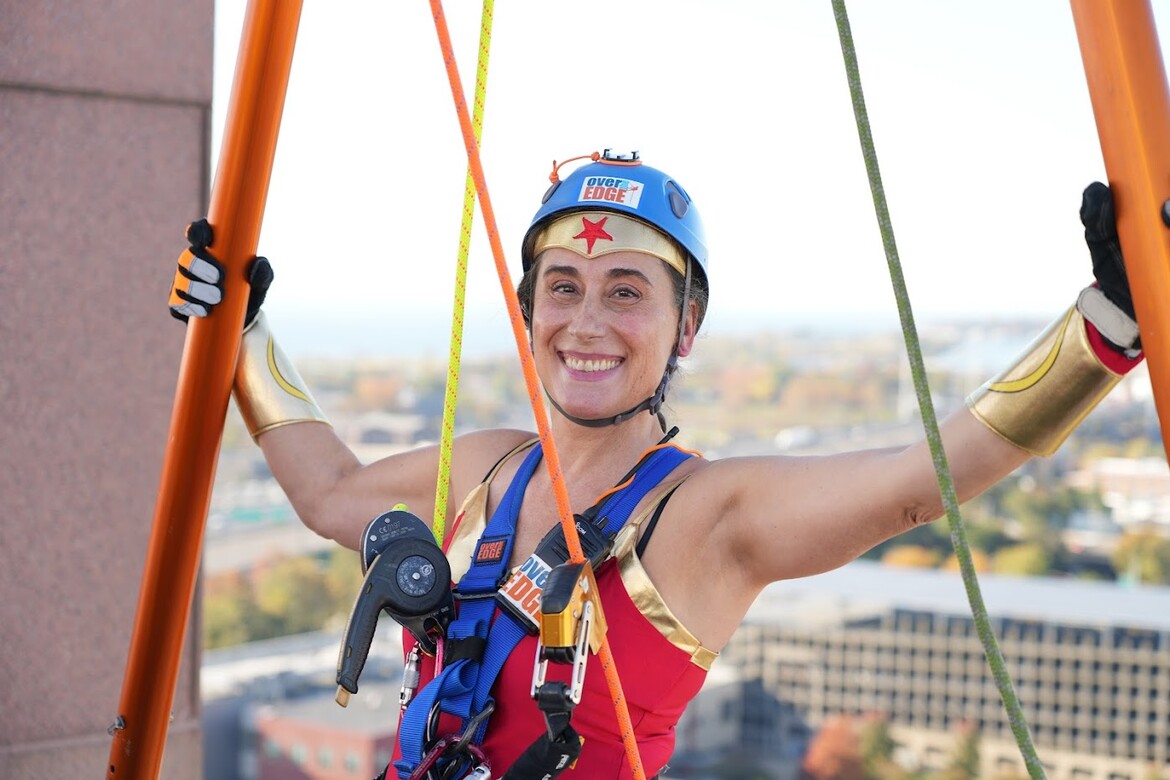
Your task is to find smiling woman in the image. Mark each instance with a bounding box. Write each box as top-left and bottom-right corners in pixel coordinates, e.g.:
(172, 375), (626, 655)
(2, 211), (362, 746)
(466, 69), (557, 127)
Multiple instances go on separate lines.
(172, 1), (1170, 777)
(169, 125), (1145, 778)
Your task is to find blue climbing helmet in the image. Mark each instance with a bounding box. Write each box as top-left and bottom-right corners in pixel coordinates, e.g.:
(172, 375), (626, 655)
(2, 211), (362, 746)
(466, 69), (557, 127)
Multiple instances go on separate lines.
(521, 149), (709, 293)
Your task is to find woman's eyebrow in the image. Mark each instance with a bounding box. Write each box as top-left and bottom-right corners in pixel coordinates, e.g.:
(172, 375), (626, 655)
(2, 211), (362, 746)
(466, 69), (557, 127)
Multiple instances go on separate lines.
(542, 264), (580, 278)
(542, 264), (652, 284)
(606, 267), (652, 284)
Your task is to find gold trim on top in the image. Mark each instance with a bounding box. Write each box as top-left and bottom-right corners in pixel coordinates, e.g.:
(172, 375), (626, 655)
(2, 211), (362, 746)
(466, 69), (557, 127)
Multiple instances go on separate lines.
(445, 481), (491, 584)
(445, 439), (540, 582)
(613, 478), (718, 671)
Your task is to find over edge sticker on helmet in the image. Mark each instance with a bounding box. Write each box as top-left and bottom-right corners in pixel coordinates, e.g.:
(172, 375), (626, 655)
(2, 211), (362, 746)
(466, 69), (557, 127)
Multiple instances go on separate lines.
(577, 176), (644, 208)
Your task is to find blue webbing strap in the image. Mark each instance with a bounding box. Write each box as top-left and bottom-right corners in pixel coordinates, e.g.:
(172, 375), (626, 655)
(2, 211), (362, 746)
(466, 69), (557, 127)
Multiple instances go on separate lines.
(396, 443), (695, 777)
(466, 445), (694, 747)
(593, 446), (692, 537)
(395, 445), (542, 778)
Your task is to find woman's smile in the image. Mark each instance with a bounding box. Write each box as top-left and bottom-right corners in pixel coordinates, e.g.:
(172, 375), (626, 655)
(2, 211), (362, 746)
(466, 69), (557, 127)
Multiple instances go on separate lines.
(561, 352), (623, 377)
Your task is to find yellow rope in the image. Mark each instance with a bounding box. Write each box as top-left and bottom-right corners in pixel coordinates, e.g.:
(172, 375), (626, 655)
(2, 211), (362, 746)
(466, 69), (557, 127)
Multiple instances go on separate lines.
(432, 0), (495, 544)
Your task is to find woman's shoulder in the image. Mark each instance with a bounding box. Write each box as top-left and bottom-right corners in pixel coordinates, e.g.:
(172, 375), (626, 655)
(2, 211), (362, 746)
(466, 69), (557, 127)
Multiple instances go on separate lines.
(666, 450), (813, 516)
(456, 427), (537, 451)
(453, 428), (539, 478)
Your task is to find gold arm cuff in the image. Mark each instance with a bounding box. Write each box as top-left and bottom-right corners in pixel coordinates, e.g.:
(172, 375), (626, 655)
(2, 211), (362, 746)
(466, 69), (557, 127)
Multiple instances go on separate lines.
(233, 311), (331, 442)
(966, 306), (1122, 457)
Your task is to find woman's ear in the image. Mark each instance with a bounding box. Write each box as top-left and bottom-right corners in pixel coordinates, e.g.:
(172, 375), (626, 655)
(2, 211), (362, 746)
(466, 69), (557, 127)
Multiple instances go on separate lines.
(676, 301), (699, 358)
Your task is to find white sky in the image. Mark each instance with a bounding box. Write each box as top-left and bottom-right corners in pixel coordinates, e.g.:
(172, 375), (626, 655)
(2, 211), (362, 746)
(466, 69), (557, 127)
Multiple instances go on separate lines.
(211, 1), (1170, 357)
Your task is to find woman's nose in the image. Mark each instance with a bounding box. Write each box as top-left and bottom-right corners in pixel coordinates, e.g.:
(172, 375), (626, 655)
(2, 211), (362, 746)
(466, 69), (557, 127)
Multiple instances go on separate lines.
(567, 295), (605, 339)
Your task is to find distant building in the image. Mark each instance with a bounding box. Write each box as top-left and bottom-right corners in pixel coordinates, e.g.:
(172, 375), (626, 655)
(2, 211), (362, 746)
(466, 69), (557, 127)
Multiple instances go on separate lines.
(201, 562), (1170, 779)
(719, 560), (1170, 779)
(672, 666), (802, 779)
(252, 683), (398, 780)
(1070, 457), (1170, 533)
(203, 629), (404, 780)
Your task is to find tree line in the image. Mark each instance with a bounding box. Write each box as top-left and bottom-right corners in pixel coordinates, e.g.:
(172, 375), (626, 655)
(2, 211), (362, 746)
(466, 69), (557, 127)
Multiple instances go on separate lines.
(866, 475), (1170, 585)
(203, 547), (364, 649)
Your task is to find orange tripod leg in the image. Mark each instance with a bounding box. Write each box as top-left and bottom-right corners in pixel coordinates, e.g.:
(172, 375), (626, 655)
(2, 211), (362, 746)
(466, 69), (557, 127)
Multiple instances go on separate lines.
(106, 1), (302, 777)
(1071, 0), (1170, 456)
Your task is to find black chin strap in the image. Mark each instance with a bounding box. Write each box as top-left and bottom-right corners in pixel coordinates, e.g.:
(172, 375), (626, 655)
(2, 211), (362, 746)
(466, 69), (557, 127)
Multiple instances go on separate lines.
(545, 259), (693, 433)
(546, 359), (675, 430)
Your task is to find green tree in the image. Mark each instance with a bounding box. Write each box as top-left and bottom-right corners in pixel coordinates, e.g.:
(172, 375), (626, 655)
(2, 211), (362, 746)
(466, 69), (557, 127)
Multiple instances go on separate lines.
(929, 723), (979, 780)
(324, 546), (366, 617)
(1113, 530), (1170, 585)
(940, 547), (991, 574)
(254, 555), (336, 636)
(203, 571), (281, 648)
(882, 545), (941, 569)
(1001, 488), (1047, 537)
(961, 519), (1013, 558)
(202, 550), (368, 649)
(859, 715), (911, 780)
(867, 522), (950, 562)
(993, 543), (1051, 577)
(203, 587), (252, 649)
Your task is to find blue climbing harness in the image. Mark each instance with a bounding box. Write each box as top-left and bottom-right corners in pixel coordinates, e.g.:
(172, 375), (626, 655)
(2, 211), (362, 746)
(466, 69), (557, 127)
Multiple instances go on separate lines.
(394, 438), (694, 779)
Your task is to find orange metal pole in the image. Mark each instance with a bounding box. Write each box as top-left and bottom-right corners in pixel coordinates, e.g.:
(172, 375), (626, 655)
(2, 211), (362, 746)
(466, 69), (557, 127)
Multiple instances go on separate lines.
(1070, 0), (1170, 457)
(106, 1), (302, 777)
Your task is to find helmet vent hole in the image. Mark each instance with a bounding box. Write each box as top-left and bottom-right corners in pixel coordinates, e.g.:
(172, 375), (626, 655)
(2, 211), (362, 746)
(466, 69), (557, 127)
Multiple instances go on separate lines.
(541, 181), (561, 205)
(667, 184), (688, 218)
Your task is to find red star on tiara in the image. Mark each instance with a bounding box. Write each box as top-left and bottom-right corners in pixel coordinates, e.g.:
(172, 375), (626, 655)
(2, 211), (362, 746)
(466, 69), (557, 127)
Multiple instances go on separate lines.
(573, 216), (614, 254)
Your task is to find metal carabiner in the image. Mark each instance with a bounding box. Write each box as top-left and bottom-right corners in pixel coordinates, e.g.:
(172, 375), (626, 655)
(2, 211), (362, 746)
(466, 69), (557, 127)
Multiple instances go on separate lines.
(451, 701), (496, 757)
(436, 742), (489, 780)
(408, 735), (457, 780)
(400, 644), (422, 710)
(531, 599), (593, 705)
(409, 732), (492, 780)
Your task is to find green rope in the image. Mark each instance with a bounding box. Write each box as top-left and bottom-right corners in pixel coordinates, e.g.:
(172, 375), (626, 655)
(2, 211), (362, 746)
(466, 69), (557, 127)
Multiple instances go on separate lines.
(432, 0), (495, 544)
(830, 3), (1045, 777)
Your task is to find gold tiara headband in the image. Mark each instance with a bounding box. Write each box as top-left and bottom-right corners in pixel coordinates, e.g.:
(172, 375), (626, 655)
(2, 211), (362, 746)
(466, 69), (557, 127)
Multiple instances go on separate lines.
(529, 210), (687, 276)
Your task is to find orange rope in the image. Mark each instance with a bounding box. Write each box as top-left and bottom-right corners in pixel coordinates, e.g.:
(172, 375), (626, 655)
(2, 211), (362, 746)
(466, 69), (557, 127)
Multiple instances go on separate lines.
(548, 151), (640, 183)
(427, 2), (646, 777)
(549, 152), (600, 182)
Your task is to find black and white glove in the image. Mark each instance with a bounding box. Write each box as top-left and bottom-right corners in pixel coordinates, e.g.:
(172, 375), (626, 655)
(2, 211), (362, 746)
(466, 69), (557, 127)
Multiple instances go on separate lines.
(1077, 182), (1141, 358)
(167, 218), (273, 328)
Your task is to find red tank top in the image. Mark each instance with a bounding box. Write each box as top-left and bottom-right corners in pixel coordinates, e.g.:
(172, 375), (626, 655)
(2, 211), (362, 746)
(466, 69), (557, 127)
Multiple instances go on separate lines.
(391, 443), (716, 777)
